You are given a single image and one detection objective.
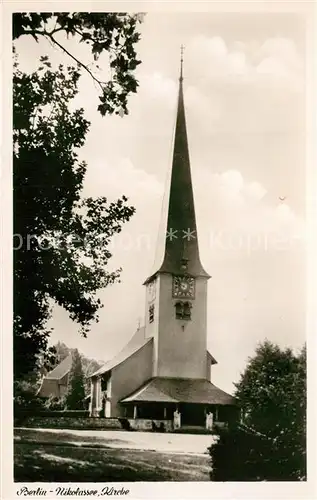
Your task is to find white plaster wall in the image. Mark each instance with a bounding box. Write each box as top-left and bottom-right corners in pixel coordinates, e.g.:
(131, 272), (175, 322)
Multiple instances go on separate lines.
(154, 274), (208, 378)
(110, 340), (153, 417)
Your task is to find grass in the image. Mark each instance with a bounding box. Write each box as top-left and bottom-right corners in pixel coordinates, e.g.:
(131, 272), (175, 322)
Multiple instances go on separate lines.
(14, 443), (211, 482)
(14, 428), (129, 447)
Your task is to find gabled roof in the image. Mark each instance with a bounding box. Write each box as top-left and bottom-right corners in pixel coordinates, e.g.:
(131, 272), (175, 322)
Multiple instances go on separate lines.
(121, 378), (179, 403)
(90, 327), (153, 378)
(121, 377), (236, 405)
(45, 354), (72, 380)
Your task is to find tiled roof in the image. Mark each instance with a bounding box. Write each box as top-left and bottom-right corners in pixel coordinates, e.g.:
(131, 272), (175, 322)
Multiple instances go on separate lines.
(120, 377), (236, 405)
(121, 379), (179, 403)
(45, 354), (72, 380)
(90, 327), (153, 377)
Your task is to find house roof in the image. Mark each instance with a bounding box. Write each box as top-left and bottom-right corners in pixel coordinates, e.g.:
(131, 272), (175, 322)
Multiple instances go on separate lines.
(90, 327), (153, 377)
(120, 377), (236, 405)
(45, 354), (72, 380)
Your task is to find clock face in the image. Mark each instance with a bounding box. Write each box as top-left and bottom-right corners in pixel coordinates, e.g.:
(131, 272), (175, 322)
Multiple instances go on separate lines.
(172, 276), (195, 298)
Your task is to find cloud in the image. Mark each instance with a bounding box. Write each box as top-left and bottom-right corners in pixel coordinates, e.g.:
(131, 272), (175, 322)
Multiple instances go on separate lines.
(258, 37), (302, 71)
(83, 157), (163, 202)
(187, 35), (249, 79)
(186, 35), (303, 90)
(192, 168), (304, 261)
(138, 72), (178, 108)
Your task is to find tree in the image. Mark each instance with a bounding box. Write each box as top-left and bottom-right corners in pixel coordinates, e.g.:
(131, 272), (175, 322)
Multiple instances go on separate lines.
(54, 342), (71, 363)
(209, 341), (306, 481)
(235, 341), (306, 441)
(13, 12), (143, 116)
(13, 56), (135, 382)
(65, 349), (86, 410)
(50, 342), (102, 396)
(235, 341), (306, 480)
(13, 13), (143, 383)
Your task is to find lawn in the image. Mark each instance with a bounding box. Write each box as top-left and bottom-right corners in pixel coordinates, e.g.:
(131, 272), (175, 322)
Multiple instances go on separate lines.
(14, 443), (211, 482)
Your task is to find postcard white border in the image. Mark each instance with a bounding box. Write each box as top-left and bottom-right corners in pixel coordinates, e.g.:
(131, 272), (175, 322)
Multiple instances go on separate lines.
(1, 1), (316, 499)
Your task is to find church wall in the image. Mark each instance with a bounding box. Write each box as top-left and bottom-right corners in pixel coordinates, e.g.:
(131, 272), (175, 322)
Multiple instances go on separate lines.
(144, 276), (159, 340)
(206, 354), (212, 381)
(110, 340), (153, 417)
(155, 274), (208, 379)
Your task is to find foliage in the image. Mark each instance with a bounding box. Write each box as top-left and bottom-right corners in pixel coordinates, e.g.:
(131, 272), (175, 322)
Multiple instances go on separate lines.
(235, 341), (306, 440)
(14, 378), (46, 425)
(41, 342), (102, 397)
(54, 341), (71, 363)
(209, 341), (306, 481)
(13, 12), (143, 116)
(43, 395), (67, 411)
(209, 423), (305, 481)
(65, 349), (86, 410)
(52, 342), (102, 379)
(13, 12), (142, 383)
(13, 56), (135, 381)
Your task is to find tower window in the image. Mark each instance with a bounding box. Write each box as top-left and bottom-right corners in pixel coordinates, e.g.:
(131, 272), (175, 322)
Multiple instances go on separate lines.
(175, 301), (192, 320)
(149, 304), (154, 323)
(183, 302), (192, 320)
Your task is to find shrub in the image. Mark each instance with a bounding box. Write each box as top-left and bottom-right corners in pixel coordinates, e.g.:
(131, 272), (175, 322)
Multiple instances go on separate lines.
(209, 424), (306, 481)
(65, 349), (86, 410)
(210, 342), (306, 481)
(118, 418), (132, 431)
(14, 379), (46, 424)
(43, 395), (67, 411)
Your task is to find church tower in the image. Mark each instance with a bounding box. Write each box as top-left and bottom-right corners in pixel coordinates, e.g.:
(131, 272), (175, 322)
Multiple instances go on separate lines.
(88, 49), (236, 423)
(144, 49), (211, 380)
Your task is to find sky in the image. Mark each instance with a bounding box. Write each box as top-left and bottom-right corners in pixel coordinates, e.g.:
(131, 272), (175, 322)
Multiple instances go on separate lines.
(14, 8), (308, 393)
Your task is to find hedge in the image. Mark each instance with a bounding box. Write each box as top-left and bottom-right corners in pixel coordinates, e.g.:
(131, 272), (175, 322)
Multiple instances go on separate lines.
(14, 415), (122, 430)
(15, 409), (89, 418)
(208, 424), (306, 481)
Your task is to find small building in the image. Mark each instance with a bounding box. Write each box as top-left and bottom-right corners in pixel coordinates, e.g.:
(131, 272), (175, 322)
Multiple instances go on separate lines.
(38, 354), (72, 399)
(89, 56), (237, 430)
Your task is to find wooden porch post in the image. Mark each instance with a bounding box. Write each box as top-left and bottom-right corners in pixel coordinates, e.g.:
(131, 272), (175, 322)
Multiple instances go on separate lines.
(133, 405), (137, 419)
(90, 377), (99, 418)
(163, 407), (167, 419)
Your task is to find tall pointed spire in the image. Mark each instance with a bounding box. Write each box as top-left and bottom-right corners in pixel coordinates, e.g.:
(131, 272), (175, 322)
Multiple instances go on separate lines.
(155, 48), (210, 279)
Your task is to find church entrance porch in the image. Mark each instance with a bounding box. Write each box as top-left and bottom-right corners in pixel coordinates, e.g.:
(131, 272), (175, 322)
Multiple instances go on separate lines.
(121, 400), (238, 432)
(122, 402), (216, 431)
(179, 403), (205, 427)
(123, 402), (174, 421)
(119, 378), (237, 431)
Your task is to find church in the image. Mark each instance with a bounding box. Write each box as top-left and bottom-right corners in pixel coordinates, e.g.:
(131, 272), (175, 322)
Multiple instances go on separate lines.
(88, 54), (237, 431)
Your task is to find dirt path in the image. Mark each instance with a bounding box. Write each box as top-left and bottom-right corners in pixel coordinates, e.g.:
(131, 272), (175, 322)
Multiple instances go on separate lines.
(15, 427), (216, 455)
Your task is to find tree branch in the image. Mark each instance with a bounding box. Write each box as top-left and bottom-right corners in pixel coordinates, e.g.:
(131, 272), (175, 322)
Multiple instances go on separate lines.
(17, 28), (107, 92)
(48, 34), (105, 91)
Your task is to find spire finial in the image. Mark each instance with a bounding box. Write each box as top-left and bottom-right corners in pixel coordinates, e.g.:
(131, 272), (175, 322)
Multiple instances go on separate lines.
(180, 44), (184, 81)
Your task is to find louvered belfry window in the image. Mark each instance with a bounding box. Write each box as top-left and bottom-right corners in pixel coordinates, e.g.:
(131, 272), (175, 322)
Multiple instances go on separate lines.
(175, 301), (192, 320)
(149, 304), (154, 323)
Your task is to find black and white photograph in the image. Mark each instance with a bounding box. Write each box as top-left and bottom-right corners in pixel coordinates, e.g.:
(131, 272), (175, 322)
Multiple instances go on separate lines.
(1, 1), (316, 497)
